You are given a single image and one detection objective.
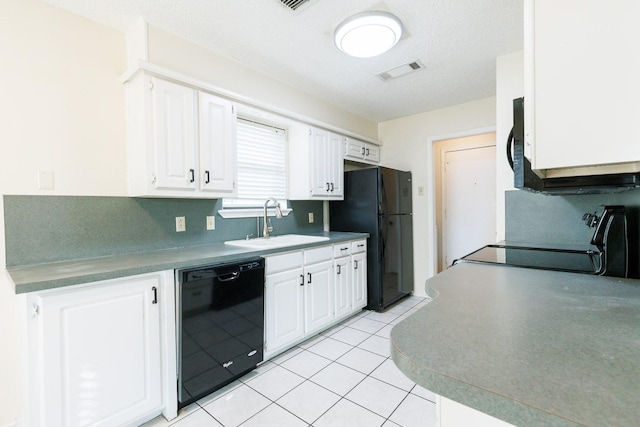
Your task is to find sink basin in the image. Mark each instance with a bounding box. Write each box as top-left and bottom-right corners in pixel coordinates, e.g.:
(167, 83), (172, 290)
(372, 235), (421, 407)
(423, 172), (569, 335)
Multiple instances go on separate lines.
(225, 234), (330, 249)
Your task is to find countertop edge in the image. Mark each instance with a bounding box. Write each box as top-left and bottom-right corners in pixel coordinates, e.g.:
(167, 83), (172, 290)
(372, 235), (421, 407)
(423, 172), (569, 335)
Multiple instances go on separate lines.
(8, 232), (368, 294)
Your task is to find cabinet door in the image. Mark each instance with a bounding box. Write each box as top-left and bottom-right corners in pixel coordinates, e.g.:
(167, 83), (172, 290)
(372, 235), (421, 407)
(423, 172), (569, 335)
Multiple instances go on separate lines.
(151, 77), (197, 191)
(334, 256), (352, 320)
(304, 259), (334, 335)
(344, 137), (365, 160)
(31, 275), (162, 426)
(353, 252), (367, 309)
(364, 144), (380, 163)
(526, 0), (640, 173)
(309, 128), (330, 196)
(327, 132), (344, 197)
(265, 268), (305, 354)
(198, 92), (237, 195)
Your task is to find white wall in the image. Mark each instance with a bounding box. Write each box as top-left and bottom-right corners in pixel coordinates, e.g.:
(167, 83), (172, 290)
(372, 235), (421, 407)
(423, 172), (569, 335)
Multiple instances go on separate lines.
(378, 97), (497, 296)
(496, 51), (524, 240)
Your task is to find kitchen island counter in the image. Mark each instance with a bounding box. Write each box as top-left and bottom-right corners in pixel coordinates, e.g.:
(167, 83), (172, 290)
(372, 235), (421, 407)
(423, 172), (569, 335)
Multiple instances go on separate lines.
(390, 263), (640, 427)
(7, 231), (367, 294)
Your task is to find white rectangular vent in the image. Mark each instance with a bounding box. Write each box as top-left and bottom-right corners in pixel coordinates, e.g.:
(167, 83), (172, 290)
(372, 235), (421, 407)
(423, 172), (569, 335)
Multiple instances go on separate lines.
(279, 0), (311, 11)
(376, 60), (425, 82)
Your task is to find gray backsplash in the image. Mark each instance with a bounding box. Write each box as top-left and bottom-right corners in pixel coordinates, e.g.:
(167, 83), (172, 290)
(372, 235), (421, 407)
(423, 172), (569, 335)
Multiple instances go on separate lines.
(3, 196), (324, 267)
(505, 189), (640, 277)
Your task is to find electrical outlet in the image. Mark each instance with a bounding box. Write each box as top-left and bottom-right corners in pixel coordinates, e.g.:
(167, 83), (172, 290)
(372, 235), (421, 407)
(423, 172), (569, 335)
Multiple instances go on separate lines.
(418, 186), (425, 196)
(308, 212), (314, 223)
(175, 216), (186, 232)
(206, 216), (216, 230)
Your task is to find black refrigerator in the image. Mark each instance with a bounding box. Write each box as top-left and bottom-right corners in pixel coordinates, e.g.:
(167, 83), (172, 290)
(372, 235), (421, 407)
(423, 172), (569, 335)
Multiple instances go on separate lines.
(330, 167), (414, 312)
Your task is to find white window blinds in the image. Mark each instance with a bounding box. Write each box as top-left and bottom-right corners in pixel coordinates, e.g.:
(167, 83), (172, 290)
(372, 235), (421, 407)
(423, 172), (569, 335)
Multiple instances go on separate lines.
(224, 119), (287, 208)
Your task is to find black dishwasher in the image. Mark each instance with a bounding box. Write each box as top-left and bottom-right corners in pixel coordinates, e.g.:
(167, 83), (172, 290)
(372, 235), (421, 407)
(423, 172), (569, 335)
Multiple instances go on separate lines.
(177, 257), (264, 408)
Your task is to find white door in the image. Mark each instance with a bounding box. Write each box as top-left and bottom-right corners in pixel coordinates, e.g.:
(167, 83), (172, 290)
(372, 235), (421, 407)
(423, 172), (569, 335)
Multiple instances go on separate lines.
(443, 145), (496, 267)
(334, 257), (352, 319)
(304, 260), (334, 335)
(32, 275), (162, 426)
(198, 92), (237, 194)
(352, 252), (367, 309)
(152, 77), (197, 191)
(326, 132), (344, 197)
(265, 268), (305, 354)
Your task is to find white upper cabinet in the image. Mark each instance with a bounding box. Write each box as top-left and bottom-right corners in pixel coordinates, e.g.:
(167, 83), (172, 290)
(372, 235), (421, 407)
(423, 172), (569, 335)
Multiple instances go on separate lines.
(344, 137), (380, 164)
(289, 126), (344, 200)
(525, 0), (640, 177)
(126, 72), (237, 198)
(198, 92), (237, 193)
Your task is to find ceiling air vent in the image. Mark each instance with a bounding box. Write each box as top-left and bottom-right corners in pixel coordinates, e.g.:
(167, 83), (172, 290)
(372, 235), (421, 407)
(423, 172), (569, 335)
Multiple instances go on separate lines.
(278, 0), (311, 11)
(376, 60), (425, 82)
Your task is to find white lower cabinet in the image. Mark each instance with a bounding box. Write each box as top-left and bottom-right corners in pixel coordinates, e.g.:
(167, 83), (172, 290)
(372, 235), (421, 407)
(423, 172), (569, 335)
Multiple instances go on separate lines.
(352, 241), (368, 310)
(26, 271), (177, 427)
(264, 240), (367, 359)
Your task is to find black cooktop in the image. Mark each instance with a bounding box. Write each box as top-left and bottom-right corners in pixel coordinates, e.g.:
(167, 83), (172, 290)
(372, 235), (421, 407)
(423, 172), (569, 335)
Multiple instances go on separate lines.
(454, 244), (602, 274)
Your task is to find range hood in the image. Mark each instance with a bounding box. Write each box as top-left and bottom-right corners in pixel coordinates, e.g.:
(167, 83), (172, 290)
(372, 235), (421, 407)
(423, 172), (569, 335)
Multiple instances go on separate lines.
(508, 97), (640, 195)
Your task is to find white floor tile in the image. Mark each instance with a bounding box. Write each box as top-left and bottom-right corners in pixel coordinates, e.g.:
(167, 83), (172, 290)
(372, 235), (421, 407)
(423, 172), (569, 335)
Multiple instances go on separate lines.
(245, 365), (305, 400)
(297, 333), (326, 349)
(348, 317), (386, 334)
(201, 384), (270, 427)
(386, 304), (411, 315)
(313, 398), (385, 427)
(196, 380), (243, 407)
(280, 350), (331, 378)
(277, 380), (341, 424)
(410, 384), (437, 403)
(365, 310), (400, 324)
(141, 402), (200, 426)
(370, 359), (415, 391)
(320, 324), (345, 336)
(390, 315), (408, 325)
(357, 335), (391, 357)
(310, 361), (366, 396)
(169, 409), (223, 427)
(330, 326), (371, 346)
(388, 394), (437, 427)
(345, 376), (408, 418)
(240, 403), (307, 427)
(382, 421), (402, 427)
(375, 324), (394, 339)
(239, 361), (277, 384)
(269, 346), (303, 364)
(336, 347), (386, 375)
(307, 337), (354, 360)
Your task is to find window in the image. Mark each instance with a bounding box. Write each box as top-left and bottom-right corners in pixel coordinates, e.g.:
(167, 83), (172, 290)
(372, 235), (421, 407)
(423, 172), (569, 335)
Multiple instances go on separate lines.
(221, 118), (289, 215)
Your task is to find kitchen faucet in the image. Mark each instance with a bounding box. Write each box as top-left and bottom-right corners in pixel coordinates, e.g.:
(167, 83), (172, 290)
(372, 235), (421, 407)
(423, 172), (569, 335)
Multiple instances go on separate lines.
(262, 197), (283, 238)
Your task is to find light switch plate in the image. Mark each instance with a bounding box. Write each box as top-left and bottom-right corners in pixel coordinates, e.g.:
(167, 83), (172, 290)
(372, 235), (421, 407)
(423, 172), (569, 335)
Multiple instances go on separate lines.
(206, 216), (215, 230)
(37, 171), (55, 190)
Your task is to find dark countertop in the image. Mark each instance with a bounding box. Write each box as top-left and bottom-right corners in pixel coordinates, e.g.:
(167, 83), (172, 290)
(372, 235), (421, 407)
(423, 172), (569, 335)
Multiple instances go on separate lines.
(390, 263), (640, 427)
(7, 232), (367, 294)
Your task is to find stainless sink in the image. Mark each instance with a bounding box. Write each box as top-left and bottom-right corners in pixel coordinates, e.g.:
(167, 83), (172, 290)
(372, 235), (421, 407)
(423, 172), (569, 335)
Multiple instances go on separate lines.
(224, 234), (330, 249)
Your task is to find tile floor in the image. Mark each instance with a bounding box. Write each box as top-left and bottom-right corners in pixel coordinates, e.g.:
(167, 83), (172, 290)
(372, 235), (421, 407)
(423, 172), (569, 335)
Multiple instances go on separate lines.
(144, 295), (435, 427)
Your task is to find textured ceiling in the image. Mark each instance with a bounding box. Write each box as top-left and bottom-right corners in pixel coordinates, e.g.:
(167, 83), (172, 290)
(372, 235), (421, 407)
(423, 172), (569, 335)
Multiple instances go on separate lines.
(42, 0), (524, 122)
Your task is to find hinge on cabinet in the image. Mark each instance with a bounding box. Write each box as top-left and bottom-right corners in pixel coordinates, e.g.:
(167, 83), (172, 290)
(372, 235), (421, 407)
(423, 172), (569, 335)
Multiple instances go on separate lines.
(308, 129), (312, 136)
(151, 175), (157, 184)
(31, 304), (39, 318)
(149, 80), (154, 91)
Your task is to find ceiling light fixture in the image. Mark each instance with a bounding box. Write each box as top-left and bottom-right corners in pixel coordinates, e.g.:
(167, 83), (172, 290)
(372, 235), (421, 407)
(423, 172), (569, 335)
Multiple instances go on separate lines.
(334, 11), (403, 58)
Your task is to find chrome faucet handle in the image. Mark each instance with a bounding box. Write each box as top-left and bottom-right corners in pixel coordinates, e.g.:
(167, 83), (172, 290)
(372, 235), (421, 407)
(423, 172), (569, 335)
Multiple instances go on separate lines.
(267, 219), (274, 234)
(245, 233), (254, 240)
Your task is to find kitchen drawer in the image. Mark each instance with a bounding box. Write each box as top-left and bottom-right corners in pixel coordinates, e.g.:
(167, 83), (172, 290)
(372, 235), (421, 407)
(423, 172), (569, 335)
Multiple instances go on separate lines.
(333, 243), (352, 258)
(351, 240), (367, 254)
(265, 251), (303, 275)
(304, 245), (334, 265)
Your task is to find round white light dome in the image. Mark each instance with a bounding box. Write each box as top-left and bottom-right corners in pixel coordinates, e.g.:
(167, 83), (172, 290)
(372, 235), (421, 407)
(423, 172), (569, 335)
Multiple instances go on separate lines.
(334, 11), (403, 58)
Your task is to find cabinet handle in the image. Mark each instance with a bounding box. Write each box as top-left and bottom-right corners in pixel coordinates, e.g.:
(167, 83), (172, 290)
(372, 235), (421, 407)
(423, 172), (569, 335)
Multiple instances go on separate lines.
(354, 260), (358, 270)
(189, 169), (195, 183)
(300, 274), (304, 286)
(326, 182), (330, 192)
(366, 148), (370, 156)
(337, 264), (341, 275)
(357, 244), (365, 248)
(361, 147), (366, 156)
(307, 272), (312, 284)
(330, 182), (334, 192)
(204, 170), (210, 184)
(152, 286), (158, 304)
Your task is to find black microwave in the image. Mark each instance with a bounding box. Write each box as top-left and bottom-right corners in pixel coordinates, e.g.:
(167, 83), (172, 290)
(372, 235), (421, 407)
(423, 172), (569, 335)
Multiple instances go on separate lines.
(507, 97), (640, 195)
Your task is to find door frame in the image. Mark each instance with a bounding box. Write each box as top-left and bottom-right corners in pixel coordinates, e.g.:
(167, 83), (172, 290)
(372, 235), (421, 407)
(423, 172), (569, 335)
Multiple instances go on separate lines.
(425, 126), (496, 279)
